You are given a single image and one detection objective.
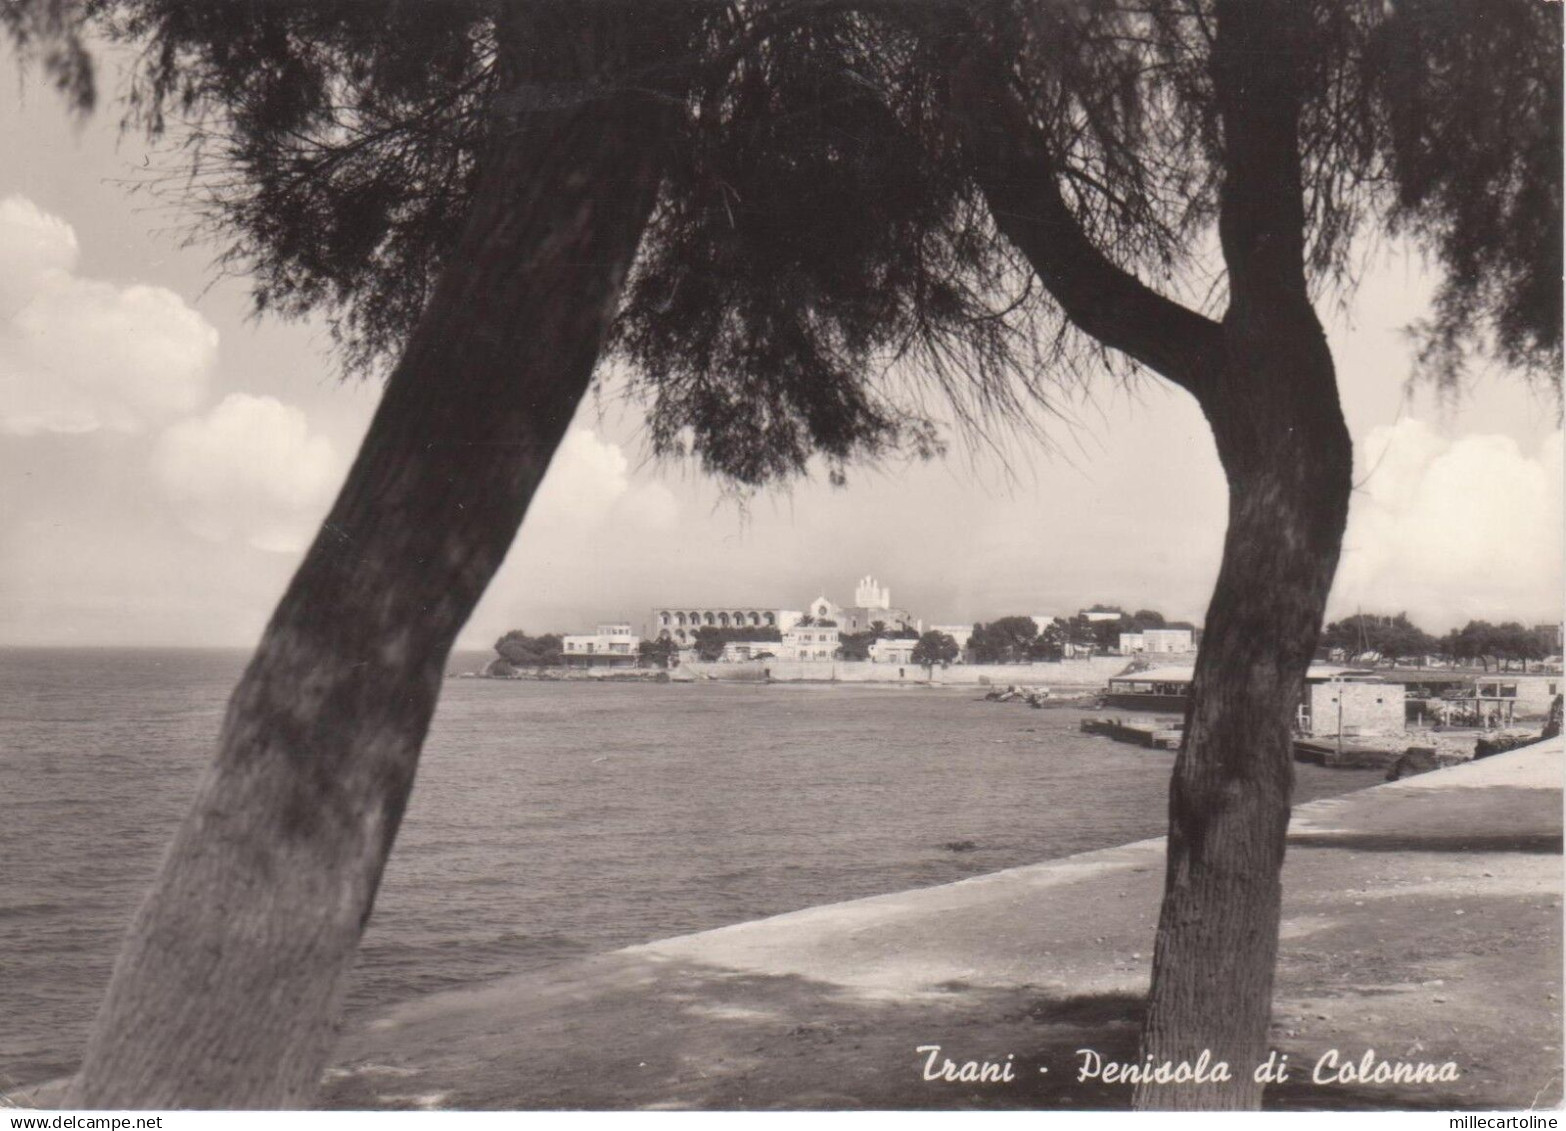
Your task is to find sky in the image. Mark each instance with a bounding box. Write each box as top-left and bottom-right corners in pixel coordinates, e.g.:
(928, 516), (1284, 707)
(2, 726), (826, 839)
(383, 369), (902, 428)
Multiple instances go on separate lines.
(0, 48), (1560, 651)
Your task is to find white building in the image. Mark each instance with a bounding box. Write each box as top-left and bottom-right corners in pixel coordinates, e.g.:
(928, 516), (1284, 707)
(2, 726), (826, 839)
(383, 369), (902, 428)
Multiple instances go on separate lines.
(1119, 628), (1195, 654)
(562, 623), (641, 667)
(780, 624), (840, 661)
(719, 640), (783, 663)
(649, 606), (801, 644)
(868, 637), (918, 665)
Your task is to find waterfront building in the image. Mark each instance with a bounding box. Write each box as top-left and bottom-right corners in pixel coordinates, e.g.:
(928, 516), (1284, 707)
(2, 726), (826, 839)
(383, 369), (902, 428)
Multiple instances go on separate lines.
(779, 624), (841, 661)
(1119, 628), (1195, 654)
(719, 640), (782, 663)
(562, 623), (641, 668)
(652, 574), (917, 648)
(868, 637), (918, 665)
(649, 606), (802, 645)
(1103, 664), (1403, 738)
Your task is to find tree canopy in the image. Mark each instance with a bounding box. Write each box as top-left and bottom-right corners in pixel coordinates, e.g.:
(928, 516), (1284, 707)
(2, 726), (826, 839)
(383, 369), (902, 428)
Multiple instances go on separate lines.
(494, 630), (564, 668)
(690, 623), (782, 661)
(1320, 611), (1435, 662)
(1440, 619), (1555, 671)
(19, 0), (1556, 487)
(911, 630), (960, 667)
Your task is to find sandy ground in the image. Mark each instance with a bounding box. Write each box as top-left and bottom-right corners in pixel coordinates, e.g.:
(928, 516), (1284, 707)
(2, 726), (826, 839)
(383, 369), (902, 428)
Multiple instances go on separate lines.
(294, 740), (1562, 1112)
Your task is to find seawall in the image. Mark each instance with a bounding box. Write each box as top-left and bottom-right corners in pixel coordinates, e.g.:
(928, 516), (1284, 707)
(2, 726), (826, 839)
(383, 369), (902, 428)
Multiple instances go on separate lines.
(673, 655), (1148, 687)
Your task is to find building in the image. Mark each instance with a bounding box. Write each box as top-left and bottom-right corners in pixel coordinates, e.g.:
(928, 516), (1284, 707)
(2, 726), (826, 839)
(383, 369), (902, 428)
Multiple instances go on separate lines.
(1103, 666), (1195, 711)
(822, 575), (921, 633)
(778, 624), (840, 661)
(719, 640), (783, 663)
(562, 623), (641, 668)
(868, 637), (918, 665)
(649, 607), (802, 645)
(653, 574), (916, 646)
(1119, 627), (1195, 654)
(1301, 678), (1404, 738)
(1104, 664), (1397, 737)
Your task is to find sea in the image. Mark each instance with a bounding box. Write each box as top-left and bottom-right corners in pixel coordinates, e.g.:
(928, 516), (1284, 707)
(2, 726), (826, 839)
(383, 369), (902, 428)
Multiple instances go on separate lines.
(0, 647), (1386, 1089)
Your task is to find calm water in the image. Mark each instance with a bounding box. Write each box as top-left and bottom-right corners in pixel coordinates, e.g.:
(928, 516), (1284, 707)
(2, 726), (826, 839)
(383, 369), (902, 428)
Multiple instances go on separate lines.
(0, 648), (1385, 1087)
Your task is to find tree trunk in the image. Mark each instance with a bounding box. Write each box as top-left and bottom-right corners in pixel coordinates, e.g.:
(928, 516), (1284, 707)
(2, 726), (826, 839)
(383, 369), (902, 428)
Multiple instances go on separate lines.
(1133, 0), (1351, 1108)
(1132, 345), (1351, 1109)
(66, 9), (685, 1109)
(945, 3), (1352, 1104)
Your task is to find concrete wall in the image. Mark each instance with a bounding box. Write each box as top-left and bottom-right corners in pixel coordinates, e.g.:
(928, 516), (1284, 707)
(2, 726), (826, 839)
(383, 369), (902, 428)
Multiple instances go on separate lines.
(1307, 681), (1405, 737)
(673, 656), (1133, 687)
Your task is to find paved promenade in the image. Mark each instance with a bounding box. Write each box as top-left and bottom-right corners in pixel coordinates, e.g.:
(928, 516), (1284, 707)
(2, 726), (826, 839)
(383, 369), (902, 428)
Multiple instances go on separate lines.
(315, 739), (1562, 1111)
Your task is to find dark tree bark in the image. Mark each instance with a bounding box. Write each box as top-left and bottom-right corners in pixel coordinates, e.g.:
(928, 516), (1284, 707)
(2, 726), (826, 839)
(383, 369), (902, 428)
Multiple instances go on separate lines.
(66, 6), (690, 1108)
(949, 0), (1351, 1109)
(1133, 3), (1351, 1107)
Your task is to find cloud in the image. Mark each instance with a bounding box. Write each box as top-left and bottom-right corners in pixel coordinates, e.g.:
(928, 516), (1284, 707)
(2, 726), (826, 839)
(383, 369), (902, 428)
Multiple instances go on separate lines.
(524, 427), (679, 534)
(152, 393), (344, 553)
(0, 195), (218, 436)
(1333, 418), (1563, 630)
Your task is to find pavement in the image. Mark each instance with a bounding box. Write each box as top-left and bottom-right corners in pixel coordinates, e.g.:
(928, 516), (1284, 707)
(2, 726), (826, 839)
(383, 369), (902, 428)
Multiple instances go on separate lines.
(305, 738), (1564, 1112)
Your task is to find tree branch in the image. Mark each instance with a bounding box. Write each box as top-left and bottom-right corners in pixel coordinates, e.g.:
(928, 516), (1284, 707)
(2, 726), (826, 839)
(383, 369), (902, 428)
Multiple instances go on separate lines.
(944, 33), (1223, 403)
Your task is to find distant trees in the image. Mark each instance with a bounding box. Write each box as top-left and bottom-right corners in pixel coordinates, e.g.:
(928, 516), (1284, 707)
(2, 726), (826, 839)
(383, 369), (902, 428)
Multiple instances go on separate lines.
(1070, 608), (1196, 652)
(911, 630), (960, 668)
(967, 615), (1040, 663)
(637, 637), (677, 668)
(1030, 619), (1068, 661)
(838, 632), (874, 662)
(1320, 612), (1436, 664)
(494, 631), (564, 670)
(1439, 620), (1554, 671)
(1322, 615), (1558, 671)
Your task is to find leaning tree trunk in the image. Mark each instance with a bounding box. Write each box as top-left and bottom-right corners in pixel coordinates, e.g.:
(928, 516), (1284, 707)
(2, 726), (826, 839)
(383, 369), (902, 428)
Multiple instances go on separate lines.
(937, 0), (1350, 1110)
(66, 9), (686, 1109)
(1133, 0), (1350, 1108)
(1132, 339), (1351, 1109)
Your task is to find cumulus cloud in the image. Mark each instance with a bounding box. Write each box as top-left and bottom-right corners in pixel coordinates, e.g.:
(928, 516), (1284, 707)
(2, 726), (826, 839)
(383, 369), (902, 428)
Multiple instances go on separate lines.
(1333, 418), (1563, 630)
(152, 393), (344, 553)
(0, 195), (218, 435)
(525, 427), (680, 534)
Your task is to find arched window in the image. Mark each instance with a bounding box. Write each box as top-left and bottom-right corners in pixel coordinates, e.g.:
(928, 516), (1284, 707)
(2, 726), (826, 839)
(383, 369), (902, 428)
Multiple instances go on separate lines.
(765, 612), (775, 626)
(660, 612), (670, 626)
(718, 612), (730, 627)
(675, 612), (686, 626)
(704, 612), (714, 626)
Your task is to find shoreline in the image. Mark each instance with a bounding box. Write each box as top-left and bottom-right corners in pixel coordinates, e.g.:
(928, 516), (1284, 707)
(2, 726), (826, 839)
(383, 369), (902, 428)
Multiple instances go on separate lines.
(301, 739), (1560, 1111)
(10, 742), (1558, 1112)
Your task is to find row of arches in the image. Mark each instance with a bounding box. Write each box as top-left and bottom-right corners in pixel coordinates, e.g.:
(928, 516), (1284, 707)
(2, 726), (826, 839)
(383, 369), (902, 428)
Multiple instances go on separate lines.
(658, 627), (777, 644)
(655, 609), (776, 629)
